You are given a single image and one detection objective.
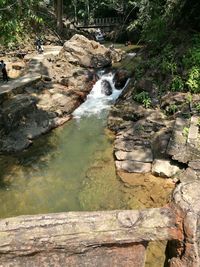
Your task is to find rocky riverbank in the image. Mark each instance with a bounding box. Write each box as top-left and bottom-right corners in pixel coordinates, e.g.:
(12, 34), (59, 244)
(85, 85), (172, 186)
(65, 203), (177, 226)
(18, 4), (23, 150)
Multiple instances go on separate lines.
(0, 35), (124, 153)
(107, 51), (200, 266)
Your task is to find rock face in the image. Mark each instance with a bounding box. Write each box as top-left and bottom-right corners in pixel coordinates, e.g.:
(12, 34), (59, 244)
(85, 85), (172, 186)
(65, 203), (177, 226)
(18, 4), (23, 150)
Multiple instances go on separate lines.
(101, 79), (112, 95)
(108, 97), (176, 175)
(167, 116), (200, 163)
(0, 35), (116, 153)
(60, 34), (112, 68)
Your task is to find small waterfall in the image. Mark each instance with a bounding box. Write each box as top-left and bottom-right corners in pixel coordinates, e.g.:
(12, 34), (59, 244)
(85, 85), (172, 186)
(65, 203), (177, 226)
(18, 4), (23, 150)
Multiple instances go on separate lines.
(73, 72), (129, 118)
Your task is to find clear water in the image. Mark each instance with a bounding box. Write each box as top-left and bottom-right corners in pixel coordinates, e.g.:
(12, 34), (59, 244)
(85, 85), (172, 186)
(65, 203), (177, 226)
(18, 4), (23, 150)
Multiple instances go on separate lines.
(0, 73), (126, 218)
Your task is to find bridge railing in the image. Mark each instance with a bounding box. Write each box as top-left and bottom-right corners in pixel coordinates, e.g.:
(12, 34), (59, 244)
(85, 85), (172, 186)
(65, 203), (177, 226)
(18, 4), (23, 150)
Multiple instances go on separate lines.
(76, 17), (124, 27)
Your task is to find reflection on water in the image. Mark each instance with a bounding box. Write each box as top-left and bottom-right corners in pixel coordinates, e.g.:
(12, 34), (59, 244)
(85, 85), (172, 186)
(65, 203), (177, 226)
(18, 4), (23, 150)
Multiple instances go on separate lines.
(0, 115), (125, 218)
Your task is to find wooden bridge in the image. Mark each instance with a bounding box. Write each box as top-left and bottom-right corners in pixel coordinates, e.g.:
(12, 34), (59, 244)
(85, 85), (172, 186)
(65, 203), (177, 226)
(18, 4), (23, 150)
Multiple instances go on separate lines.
(75, 17), (124, 28)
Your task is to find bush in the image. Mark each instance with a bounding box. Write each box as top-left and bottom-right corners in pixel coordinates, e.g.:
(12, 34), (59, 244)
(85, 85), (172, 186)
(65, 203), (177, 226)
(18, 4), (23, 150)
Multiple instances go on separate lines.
(133, 91), (152, 108)
(171, 75), (184, 91)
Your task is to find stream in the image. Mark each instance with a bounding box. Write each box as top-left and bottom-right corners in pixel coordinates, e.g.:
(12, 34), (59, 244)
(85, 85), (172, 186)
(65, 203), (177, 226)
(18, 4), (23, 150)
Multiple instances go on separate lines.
(0, 71), (173, 266)
(0, 72), (126, 218)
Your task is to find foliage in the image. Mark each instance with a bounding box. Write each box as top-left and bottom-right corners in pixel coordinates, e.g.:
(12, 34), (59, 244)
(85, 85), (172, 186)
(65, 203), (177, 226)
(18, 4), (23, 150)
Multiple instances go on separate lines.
(186, 67), (200, 93)
(183, 35), (200, 93)
(127, 0), (200, 46)
(194, 103), (200, 114)
(171, 75), (184, 91)
(186, 92), (192, 104)
(0, 0), (43, 45)
(165, 104), (178, 115)
(182, 126), (189, 137)
(133, 91), (152, 108)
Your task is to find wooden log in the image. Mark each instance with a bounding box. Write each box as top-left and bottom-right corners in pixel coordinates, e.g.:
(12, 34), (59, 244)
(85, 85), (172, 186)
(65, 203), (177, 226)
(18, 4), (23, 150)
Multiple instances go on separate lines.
(0, 207), (182, 258)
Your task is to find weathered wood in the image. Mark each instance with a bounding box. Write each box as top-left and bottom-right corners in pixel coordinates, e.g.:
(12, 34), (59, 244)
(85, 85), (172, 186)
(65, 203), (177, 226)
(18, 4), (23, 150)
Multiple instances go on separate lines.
(0, 208), (181, 257)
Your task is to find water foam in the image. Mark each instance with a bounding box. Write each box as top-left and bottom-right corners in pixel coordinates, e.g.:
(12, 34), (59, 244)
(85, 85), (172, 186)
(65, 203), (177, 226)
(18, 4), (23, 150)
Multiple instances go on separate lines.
(73, 72), (128, 118)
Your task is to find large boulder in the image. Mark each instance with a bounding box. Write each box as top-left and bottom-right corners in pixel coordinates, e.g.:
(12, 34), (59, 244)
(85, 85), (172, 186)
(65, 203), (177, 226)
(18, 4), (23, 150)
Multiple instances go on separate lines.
(101, 80), (112, 96)
(60, 34), (111, 68)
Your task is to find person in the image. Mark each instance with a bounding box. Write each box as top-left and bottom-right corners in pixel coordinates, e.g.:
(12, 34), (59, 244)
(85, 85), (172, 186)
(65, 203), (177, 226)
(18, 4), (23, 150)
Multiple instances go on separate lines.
(35, 37), (44, 53)
(0, 60), (8, 82)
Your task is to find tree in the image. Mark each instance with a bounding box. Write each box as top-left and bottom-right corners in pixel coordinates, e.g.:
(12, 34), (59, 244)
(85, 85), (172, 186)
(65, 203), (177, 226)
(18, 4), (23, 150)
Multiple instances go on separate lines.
(56, 0), (63, 32)
(0, 0), (43, 45)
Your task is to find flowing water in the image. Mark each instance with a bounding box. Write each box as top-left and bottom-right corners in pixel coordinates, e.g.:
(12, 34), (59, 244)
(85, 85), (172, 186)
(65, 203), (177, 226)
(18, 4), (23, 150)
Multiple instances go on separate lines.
(0, 73), (127, 218)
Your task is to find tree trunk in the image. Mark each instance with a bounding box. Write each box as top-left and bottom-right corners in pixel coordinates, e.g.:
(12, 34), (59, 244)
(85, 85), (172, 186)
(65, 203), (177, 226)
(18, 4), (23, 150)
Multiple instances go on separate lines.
(56, 0), (63, 33)
(54, 0), (57, 17)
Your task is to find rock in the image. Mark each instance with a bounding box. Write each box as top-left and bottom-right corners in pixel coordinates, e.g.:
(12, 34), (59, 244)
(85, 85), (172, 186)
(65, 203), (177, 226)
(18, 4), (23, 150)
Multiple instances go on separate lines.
(152, 159), (182, 178)
(85, 70), (99, 83)
(101, 79), (112, 95)
(12, 62), (25, 70)
(135, 79), (154, 93)
(0, 208), (178, 267)
(166, 117), (189, 163)
(109, 48), (125, 63)
(1, 94), (37, 132)
(115, 148), (153, 163)
(167, 116), (200, 163)
(42, 75), (52, 82)
(115, 160), (152, 173)
(152, 128), (172, 157)
(0, 79), (87, 152)
(160, 92), (187, 109)
(60, 77), (69, 86)
(169, 181), (200, 267)
(178, 167), (197, 182)
(113, 69), (130, 89)
(188, 160), (200, 170)
(61, 34), (111, 68)
(187, 116), (199, 146)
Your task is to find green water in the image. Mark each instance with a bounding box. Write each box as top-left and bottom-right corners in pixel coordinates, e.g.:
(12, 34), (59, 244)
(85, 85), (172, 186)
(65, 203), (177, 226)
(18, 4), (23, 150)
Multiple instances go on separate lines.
(0, 114), (125, 218)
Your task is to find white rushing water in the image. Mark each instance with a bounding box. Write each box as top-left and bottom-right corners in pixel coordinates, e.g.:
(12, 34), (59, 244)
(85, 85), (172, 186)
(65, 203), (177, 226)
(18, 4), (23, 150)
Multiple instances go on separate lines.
(73, 72), (128, 118)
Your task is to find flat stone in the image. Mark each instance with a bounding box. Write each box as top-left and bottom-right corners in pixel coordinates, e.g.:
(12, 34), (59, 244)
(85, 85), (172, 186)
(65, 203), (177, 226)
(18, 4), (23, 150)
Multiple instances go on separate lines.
(115, 160), (152, 173)
(188, 116), (199, 145)
(114, 140), (150, 151)
(115, 148), (153, 162)
(152, 159), (182, 178)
